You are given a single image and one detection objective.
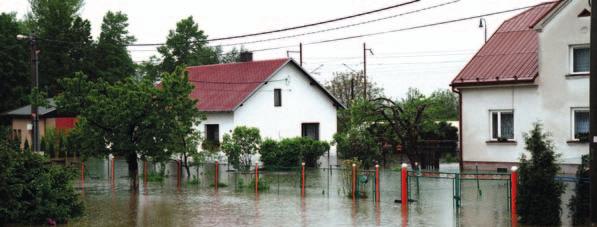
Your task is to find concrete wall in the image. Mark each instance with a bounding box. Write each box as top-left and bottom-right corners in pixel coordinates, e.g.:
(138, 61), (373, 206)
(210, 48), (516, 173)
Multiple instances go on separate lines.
(233, 63), (338, 142)
(460, 0), (590, 172)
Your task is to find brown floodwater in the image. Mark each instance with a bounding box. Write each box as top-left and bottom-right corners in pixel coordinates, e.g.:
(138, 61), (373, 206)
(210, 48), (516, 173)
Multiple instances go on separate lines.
(54, 159), (574, 226)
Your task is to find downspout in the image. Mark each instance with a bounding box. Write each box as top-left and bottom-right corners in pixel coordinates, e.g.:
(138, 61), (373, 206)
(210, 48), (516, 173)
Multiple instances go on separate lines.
(452, 86), (464, 171)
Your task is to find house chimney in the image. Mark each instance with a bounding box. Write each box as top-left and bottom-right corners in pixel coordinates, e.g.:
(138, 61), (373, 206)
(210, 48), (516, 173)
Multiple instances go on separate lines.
(240, 51), (253, 62)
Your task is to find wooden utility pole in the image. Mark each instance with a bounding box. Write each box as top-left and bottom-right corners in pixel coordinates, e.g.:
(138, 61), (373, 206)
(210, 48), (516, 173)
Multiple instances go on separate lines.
(287, 43), (303, 66)
(363, 43), (373, 100)
(590, 0), (597, 223)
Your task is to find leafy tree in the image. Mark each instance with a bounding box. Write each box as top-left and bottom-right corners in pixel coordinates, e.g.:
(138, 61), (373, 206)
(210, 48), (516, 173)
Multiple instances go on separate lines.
(215, 46), (247, 63)
(569, 155), (590, 225)
(26, 0), (94, 96)
(428, 89), (458, 121)
(92, 11), (136, 83)
(0, 13), (30, 115)
(157, 16), (219, 74)
(517, 123), (564, 225)
(0, 127), (83, 225)
(221, 126), (261, 171)
(324, 70), (384, 108)
(56, 67), (200, 190)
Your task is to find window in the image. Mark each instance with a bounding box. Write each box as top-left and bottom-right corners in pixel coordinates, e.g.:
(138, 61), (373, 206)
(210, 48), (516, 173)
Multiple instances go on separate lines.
(490, 110), (514, 140)
(274, 89), (282, 107)
(205, 124), (220, 144)
(572, 108), (589, 140)
(571, 45), (590, 74)
(301, 123), (320, 140)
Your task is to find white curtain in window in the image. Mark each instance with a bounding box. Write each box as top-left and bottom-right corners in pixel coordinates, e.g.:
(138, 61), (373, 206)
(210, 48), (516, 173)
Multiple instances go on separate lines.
(501, 113), (514, 139)
(573, 48), (590, 73)
(575, 111), (590, 136)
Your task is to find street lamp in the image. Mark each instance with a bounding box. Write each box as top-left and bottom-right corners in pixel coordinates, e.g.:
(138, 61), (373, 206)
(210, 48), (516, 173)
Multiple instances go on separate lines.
(16, 33), (40, 152)
(479, 18), (488, 43)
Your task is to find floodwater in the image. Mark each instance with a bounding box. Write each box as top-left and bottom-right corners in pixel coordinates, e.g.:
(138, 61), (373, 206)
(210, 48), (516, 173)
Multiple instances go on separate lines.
(64, 159), (574, 226)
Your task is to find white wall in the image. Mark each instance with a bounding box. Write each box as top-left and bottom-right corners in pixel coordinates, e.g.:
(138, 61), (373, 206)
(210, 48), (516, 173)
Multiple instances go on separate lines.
(233, 62), (338, 143)
(195, 112), (234, 143)
(537, 0), (590, 164)
(461, 0), (590, 167)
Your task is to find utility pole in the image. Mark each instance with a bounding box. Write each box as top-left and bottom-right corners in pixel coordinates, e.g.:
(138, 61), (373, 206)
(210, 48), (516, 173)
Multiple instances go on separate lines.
(17, 33), (39, 152)
(286, 42), (303, 66)
(590, 0), (597, 223)
(363, 43), (373, 100)
(342, 63), (358, 103)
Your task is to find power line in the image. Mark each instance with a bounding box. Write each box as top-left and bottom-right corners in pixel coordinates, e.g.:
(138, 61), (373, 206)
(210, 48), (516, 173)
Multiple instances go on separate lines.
(124, 0), (419, 46)
(251, 4), (536, 52)
(215, 0), (460, 47)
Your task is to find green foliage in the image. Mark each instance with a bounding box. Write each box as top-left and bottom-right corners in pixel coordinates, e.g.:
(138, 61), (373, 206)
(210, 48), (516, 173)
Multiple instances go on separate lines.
(92, 11), (136, 83)
(568, 155), (590, 225)
(517, 123), (564, 225)
(221, 126), (261, 171)
(0, 13), (29, 113)
(157, 16), (219, 74)
(0, 129), (83, 224)
(427, 89), (458, 121)
(259, 137), (329, 168)
(247, 177), (270, 191)
(41, 127), (68, 158)
(56, 67), (201, 189)
(334, 126), (381, 169)
(27, 0), (94, 96)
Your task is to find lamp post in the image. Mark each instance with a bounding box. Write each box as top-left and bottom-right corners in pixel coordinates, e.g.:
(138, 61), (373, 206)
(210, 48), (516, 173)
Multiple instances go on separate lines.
(479, 18), (488, 43)
(17, 33), (40, 152)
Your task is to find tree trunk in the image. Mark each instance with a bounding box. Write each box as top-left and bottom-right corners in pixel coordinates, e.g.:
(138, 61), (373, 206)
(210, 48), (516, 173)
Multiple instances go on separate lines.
(183, 153), (190, 178)
(126, 153), (139, 191)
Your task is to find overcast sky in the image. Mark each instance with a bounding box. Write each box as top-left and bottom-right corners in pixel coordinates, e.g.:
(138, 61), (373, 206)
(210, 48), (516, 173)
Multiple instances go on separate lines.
(1, 0), (548, 98)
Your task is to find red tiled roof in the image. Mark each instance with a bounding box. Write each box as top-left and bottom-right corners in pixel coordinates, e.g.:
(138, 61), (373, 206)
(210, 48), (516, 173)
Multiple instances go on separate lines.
(451, 2), (559, 87)
(187, 59), (290, 112)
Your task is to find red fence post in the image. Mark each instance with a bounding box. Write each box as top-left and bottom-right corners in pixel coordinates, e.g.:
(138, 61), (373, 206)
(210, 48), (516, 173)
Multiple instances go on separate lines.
(401, 163), (408, 206)
(215, 160), (219, 190)
(352, 163), (356, 200)
(375, 164), (380, 202)
(255, 163), (259, 192)
(511, 166), (518, 223)
(301, 162), (306, 197)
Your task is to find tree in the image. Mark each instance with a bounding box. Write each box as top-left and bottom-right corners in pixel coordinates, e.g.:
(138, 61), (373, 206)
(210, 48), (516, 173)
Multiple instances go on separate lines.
(517, 123), (565, 225)
(157, 16), (219, 74)
(26, 0), (94, 96)
(92, 11), (136, 83)
(221, 126), (261, 171)
(428, 89), (458, 121)
(56, 67), (201, 190)
(0, 13), (29, 115)
(569, 155), (590, 225)
(0, 126), (83, 225)
(324, 70), (384, 108)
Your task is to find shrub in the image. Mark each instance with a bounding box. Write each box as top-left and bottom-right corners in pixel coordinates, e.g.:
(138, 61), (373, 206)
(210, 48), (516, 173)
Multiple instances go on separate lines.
(334, 126), (381, 169)
(568, 155), (590, 225)
(517, 123), (564, 225)
(221, 126), (261, 171)
(259, 137), (329, 168)
(0, 133), (84, 225)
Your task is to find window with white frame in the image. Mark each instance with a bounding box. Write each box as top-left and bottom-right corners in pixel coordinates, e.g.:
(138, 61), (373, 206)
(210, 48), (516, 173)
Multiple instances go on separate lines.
(572, 108), (589, 140)
(490, 110), (514, 140)
(571, 45), (590, 74)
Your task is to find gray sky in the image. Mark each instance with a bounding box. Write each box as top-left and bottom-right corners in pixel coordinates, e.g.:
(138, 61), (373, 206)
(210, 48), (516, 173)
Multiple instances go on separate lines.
(1, 0), (547, 98)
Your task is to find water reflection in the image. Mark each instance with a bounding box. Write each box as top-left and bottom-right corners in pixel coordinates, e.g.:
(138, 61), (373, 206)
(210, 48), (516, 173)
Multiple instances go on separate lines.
(62, 159), (575, 226)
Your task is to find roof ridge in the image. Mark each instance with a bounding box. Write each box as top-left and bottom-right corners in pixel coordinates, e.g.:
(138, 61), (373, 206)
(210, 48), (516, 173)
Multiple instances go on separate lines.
(187, 58), (289, 69)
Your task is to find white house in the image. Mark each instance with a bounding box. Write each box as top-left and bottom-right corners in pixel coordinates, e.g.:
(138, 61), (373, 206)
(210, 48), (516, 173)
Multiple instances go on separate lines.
(450, 1), (590, 173)
(187, 53), (344, 152)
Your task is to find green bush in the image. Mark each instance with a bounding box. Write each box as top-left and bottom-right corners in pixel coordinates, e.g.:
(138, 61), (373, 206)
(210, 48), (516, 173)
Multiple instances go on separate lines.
(259, 137), (329, 168)
(568, 155), (590, 225)
(517, 123), (564, 225)
(0, 132), (84, 225)
(334, 126), (381, 169)
(221, 126), (261, 171)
